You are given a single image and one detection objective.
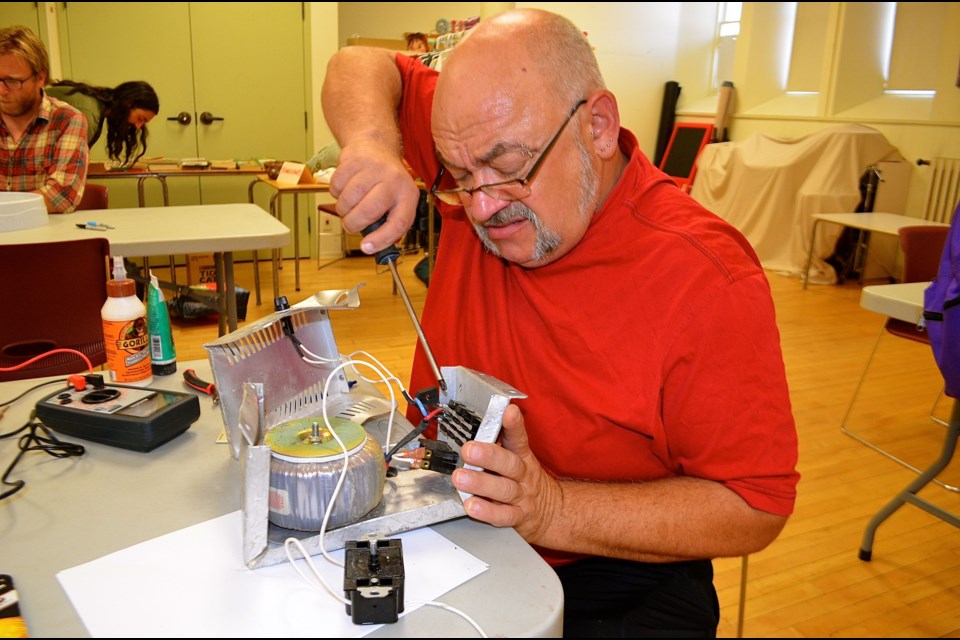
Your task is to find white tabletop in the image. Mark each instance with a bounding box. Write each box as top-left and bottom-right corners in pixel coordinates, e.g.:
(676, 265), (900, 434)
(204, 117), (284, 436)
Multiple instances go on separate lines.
(813, 212), (949, 235)
(0, 203), (290, 256)
(860, 281), (928, 323)
(0, 360), (563, 638)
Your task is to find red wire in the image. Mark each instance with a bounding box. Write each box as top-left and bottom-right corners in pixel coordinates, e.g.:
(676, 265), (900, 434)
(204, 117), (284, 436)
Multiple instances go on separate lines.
(0, 348), (94, 373)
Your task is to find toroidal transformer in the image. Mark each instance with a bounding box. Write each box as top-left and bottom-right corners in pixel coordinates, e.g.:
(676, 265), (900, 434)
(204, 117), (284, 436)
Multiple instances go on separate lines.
(266, 416), (386, 532)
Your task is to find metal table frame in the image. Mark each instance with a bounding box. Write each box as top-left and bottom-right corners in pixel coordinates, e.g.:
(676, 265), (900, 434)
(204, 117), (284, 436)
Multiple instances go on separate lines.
(803, 212), (948, 289)
(856, 282), (959, 561)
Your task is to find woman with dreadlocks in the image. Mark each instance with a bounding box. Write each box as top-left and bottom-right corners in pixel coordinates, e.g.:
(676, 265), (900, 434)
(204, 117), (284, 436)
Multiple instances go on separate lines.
(45, 79), (158, 166)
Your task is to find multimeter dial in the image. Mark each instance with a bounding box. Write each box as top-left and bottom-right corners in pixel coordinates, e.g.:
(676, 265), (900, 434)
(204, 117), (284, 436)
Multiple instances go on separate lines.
(81, 388), (122, 404)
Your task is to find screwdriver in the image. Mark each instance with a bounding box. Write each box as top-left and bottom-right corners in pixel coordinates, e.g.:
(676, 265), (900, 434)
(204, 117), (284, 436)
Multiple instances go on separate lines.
(362, 215), (447, 393)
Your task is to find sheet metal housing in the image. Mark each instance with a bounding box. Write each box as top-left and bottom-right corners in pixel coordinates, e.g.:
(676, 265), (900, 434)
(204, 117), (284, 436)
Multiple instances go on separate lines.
(204, 286), (525, 569)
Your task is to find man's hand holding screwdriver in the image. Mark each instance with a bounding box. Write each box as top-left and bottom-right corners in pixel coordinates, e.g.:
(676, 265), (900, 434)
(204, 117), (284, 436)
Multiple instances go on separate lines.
(327, 140), (421, 255)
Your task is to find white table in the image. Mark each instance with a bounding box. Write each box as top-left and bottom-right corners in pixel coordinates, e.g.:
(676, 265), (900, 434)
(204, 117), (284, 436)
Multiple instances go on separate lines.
(0, 360), (564, 637)
(860, 281), (931, 323)
(803, 212), (948, 289)
(856, 283), (960, 561)
(0, 204), (290, 335)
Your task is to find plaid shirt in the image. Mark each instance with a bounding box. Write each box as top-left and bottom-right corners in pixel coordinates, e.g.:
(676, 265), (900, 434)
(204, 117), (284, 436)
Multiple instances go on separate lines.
(0, 92), (89, 213)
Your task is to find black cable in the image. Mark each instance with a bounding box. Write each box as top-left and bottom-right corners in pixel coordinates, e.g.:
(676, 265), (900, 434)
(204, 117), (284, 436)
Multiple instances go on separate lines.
(288, 333), (306, 358)
(0, 378), (67, 410)
(1, 418), (85, 502)
(385, 421), (430, 463)
(384, 407), (444, 463)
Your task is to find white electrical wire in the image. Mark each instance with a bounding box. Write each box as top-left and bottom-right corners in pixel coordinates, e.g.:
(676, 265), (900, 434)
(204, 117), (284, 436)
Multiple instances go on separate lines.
(281, 341), (486, 636)
(283, 535), (489, 637)
(281, 354), (398, 563)
(413, 600), (489, 637)
(313, 358), (396, 567)
(283, 537), (349, 605)
(294, 338), (416, 457)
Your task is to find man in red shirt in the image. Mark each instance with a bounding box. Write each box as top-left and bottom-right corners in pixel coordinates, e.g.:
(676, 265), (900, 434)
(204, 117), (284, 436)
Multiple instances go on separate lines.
(0, 25), (88, 213)
(323, 9), (799, 636)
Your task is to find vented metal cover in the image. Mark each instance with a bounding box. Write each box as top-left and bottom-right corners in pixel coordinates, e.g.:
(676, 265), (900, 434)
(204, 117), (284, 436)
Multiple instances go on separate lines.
(204, 287), (364, 460)
(203, 285), (527, 569)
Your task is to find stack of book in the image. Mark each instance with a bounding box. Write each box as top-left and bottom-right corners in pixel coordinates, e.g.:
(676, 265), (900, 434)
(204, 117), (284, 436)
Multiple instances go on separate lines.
(146, 158), (180, 171)
(180, 158), (211, 169)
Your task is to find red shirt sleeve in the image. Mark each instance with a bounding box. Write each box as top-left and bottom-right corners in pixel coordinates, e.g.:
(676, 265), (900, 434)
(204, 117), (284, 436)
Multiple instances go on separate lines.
(394, 53), (441, 187)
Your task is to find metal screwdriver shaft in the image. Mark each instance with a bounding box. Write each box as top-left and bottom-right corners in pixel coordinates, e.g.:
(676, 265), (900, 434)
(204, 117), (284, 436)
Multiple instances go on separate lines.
(363, 216), (447, 393)
(385, 259), (447, 392)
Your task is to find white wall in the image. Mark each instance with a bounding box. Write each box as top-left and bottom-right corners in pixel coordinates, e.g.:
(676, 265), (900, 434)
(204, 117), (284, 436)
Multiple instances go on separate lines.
(324, 2), (733, 164)
(521, 2), (685, 156)
(309, 2), (340, 151)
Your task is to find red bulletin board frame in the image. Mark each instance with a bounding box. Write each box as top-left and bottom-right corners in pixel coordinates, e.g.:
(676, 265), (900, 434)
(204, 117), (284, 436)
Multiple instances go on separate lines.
(658, 122), (714, 193)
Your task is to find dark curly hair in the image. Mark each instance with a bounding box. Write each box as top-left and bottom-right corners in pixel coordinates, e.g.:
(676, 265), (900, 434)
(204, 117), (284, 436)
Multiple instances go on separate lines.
(49, 80), (159, 165)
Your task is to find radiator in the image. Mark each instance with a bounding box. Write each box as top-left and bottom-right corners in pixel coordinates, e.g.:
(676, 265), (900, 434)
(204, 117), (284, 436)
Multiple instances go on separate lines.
(922, 157), (960, 223)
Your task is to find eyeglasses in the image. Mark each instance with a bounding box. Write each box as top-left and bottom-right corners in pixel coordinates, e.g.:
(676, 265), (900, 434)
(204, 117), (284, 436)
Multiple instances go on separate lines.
(430, 98), (587, 206)
(0, 74), (34, 91)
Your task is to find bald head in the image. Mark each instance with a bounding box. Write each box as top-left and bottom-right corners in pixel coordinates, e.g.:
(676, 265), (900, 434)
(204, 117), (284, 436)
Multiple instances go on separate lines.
(428, 9), (624, 267)
(436, 9), (604, 116)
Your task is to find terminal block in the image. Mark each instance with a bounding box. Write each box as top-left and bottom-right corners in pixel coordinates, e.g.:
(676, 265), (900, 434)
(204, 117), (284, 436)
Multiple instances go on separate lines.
(343, 538), (405, 625)
(415, 385), (440, 411)
(416, 438), (460, 474)
(437, 400), (482, 446)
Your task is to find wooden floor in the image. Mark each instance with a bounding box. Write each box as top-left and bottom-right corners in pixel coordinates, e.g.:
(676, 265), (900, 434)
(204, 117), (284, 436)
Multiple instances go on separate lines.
(165, 254), (960, 638)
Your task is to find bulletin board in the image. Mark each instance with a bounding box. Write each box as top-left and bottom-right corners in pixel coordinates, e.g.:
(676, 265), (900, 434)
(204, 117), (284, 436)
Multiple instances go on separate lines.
(658, 123), (714, 192)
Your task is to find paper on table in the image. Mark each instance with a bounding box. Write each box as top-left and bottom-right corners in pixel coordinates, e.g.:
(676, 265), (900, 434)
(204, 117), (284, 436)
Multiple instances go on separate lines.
(57, 511), (488, 638)
(313, 168), (336, 184)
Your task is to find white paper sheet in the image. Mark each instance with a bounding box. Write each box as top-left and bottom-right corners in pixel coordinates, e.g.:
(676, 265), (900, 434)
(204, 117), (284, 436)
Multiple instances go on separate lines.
(57, 511), (488, 638)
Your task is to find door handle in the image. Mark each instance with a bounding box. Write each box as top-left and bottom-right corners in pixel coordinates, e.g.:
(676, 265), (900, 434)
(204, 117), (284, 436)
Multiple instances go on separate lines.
(167, 111), (192, 125)
(199, 111), (224, 125)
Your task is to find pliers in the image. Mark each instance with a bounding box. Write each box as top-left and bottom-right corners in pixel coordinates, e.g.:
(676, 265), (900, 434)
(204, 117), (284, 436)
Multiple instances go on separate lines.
(183, 369), (219, 405)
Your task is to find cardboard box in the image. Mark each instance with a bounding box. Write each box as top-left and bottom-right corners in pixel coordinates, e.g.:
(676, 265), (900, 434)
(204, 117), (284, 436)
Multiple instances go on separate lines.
(186, 253), (217, 285)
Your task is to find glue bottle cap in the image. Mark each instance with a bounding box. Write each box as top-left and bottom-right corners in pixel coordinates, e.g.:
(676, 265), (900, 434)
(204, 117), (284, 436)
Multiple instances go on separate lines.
(106, 278), (136, 298)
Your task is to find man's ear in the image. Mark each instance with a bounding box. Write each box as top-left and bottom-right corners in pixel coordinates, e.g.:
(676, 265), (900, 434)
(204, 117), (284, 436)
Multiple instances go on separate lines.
(587, 90), (620, 159)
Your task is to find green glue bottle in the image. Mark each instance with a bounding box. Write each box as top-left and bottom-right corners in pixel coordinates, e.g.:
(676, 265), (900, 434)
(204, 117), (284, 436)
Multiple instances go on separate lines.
(146, 271), (177, 375)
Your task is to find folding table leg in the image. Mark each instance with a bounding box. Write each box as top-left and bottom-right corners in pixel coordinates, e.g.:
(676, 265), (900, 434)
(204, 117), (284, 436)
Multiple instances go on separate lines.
(858, 399), (960, 561)
(803, 218), (824, 289)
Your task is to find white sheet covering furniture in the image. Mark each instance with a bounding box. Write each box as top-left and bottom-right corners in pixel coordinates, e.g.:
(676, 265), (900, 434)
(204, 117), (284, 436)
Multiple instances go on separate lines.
(690, 124), (904, 283)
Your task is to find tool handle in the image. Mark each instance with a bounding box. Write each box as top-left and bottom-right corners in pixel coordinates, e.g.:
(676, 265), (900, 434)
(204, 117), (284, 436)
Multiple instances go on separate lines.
(183, 369), (216, 396)
(361, 215), (401, 265)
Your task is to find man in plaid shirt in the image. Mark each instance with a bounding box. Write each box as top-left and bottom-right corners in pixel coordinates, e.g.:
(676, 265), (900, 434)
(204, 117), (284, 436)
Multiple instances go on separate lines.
(0, 26), (88, 213)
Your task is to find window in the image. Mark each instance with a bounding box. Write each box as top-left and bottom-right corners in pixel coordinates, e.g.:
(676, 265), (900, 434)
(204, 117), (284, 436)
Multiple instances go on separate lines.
(784, 2), (943, 97)
(712, 2), (741, 92)
(886, 2), (944, 95)
(786, 3), (829, 94)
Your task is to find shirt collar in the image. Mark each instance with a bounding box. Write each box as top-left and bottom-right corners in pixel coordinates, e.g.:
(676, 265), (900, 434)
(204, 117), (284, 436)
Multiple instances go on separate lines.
(37, 88), (55, 124)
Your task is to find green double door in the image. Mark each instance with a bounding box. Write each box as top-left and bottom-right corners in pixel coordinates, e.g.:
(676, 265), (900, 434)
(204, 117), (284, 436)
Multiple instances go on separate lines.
(57, 2), (312, 258)
(0, 2), (314, 257)
(59, 3), (308, 197)
(0, 3), (41, 32)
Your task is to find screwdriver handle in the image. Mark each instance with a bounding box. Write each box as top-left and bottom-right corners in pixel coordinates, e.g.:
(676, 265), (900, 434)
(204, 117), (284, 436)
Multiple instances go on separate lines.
(361, 215), (400, 265)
